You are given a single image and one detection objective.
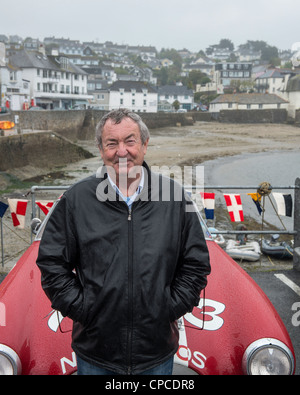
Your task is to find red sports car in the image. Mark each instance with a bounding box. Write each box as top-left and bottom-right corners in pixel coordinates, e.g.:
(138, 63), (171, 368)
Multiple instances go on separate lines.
(0, 202), (296, 375)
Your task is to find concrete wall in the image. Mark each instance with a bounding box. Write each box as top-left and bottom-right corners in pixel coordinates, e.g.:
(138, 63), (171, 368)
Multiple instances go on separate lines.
(0, 132), (93, 172)
(211, 109), (288, 123)
(4, 110), (196, 141)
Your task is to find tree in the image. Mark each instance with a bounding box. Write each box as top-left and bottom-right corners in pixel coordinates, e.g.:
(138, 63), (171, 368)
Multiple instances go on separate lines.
(158, 49), (182, 70)
(173, 100), (180, 111)
(219, 39), (234, 51)
(261, 46), (279, 62)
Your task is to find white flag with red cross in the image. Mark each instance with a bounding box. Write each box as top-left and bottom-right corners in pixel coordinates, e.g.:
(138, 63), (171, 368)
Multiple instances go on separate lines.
(223, 194), (244, 222)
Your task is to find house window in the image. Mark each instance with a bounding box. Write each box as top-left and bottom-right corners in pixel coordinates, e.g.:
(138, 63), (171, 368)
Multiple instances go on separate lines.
(143, 100), (147, 106)
(259, 104), (263, 109)
(132, 99), (135, 105)
(247, 104), (251, 109)
(120, 99), (123, 105)
(228, 103), (233, 109)
(277, 104), (281, 109)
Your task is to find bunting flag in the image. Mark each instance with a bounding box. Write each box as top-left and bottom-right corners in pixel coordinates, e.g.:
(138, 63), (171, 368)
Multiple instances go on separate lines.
(200, 192), (215, 220)
(7, 199), (28, 229)
(36, 201), (54, 216)
(0, 202), (9, 218)
(224, 194), (244, 222)
(272, 193), (293, 217)
(247, 192), (263, 215)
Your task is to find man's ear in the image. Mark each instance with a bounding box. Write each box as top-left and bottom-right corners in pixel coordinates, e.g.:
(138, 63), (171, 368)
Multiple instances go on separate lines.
(143, 138), (149, 155)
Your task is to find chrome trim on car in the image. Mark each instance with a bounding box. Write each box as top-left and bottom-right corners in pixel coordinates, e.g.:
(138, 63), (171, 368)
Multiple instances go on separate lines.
(242, 338), (295, 375)
(0, 344), (22, 375)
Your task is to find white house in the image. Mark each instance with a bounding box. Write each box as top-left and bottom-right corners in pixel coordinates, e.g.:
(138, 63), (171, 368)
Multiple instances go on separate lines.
(9, 49), (92, 109)
(210, 93), (289, 113)
(109, 81), (158, 112)
(157, 85), (194, 111)
(0, 64), (31, 110)
(255, 69), (286, 94)
(285, 74), (300, 118)
(0, 44), (30, 110)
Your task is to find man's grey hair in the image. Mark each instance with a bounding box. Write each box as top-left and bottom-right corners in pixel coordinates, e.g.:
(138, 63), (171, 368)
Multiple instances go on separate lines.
(95, 108), (150, 148)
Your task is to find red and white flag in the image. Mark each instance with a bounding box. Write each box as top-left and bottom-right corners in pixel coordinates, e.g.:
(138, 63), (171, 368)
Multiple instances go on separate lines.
(200, 192), (215, 220)
(7, 199), (28, 229)
(224, 194), (244, 222)
(36, 201), (54, 215)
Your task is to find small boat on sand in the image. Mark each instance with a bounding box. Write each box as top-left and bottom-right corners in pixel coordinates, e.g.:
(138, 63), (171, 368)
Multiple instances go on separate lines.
(226, 239), (261, 262)
(261, 234), (293, 260)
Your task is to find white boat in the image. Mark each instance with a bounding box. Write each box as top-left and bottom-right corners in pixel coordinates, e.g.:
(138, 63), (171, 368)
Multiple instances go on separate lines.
(208, 227), (226, 248)
(226, 239), (261, 262)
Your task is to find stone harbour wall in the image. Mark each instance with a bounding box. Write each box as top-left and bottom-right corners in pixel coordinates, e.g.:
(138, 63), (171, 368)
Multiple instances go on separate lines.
(0, 132), (93, 172)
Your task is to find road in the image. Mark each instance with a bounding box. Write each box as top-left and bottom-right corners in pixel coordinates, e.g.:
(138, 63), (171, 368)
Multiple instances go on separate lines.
(248, 269), (300, 375)
(0, 269), (299, 375)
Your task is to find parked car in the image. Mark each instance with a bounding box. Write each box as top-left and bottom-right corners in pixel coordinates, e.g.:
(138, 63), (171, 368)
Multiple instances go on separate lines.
(0, 201), (296, 375)
(28, 106), (46, 111)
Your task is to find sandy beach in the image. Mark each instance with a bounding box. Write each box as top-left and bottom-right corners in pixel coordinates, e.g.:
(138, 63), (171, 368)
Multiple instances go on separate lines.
(1, 121), (300, 273)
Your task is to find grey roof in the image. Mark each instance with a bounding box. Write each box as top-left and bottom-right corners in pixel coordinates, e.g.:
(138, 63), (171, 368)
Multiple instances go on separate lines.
(211, 93), (288, 104)
(109, 80), (157, 93)
(256, 69), (284, 79)
(9, 50), (60, 70)
(158, 85), (193, 96)
(9, 49), (87, 74)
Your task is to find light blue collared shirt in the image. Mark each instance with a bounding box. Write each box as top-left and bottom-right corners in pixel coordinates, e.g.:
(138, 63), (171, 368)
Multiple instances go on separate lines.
(107, 167), (144, 208)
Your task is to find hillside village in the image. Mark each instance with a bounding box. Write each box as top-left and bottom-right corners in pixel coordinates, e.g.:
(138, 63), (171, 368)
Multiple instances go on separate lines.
(1, 35), (300, 118)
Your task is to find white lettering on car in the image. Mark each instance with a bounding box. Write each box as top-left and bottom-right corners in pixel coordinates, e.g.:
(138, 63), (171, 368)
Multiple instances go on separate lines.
(0, 302), (6, 327)
(185, 298), (226, 331)
(61, 352), (77, 374)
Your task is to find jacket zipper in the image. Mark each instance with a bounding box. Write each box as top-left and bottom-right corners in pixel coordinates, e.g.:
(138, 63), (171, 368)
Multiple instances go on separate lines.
(127, 206), (133, 374)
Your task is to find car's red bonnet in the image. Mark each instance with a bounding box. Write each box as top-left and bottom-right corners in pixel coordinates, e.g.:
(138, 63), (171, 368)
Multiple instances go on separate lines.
(0, 239), (295, 375)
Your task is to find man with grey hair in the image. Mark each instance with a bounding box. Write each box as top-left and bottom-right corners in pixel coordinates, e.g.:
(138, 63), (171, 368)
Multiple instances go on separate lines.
(37, 108), (210, 375)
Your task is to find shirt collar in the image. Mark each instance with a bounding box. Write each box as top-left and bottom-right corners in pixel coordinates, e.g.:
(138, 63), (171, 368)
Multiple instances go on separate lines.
(107, 167), (144, 207)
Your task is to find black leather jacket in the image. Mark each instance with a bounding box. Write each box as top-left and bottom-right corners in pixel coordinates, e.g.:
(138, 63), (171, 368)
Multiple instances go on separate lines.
(37, 163), (210, 374)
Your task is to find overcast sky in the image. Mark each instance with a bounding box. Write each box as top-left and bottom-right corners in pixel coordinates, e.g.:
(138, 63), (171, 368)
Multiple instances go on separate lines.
(1, 0), (299, 52)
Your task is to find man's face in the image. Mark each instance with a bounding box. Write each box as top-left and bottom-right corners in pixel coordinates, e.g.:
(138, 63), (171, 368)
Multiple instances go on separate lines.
(99, 117), (149, 183)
